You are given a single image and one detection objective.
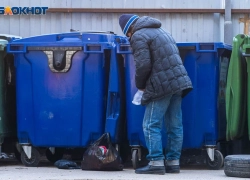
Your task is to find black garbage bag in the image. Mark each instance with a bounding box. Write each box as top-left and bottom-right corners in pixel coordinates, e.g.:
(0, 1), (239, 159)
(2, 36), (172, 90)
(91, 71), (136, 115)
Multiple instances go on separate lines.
(54, 159), (80, 169)
(81, 133), (123, 171)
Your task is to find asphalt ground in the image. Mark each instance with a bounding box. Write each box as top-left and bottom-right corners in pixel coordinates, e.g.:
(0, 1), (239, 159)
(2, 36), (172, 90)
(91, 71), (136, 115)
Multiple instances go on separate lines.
(0, 157), (247, 180)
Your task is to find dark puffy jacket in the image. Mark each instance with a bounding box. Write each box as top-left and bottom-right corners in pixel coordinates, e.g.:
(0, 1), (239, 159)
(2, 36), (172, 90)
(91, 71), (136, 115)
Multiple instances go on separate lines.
(130, 16), (193, 105)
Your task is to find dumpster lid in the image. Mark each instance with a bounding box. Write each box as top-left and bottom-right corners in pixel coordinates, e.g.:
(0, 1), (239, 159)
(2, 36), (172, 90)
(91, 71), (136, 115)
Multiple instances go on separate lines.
(69, 29), (115, 34)
(7, 31), (116, 47)
(176, 42), (232, 51)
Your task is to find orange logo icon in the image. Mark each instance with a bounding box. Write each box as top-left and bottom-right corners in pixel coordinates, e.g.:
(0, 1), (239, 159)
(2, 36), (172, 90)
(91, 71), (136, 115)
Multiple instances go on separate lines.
(4, 6), (13, 15)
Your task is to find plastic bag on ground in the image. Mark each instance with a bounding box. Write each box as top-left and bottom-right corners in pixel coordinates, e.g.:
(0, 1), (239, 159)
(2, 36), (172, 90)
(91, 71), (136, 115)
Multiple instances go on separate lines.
(81, 133), (123, 171)
(54, 159), (80, 169)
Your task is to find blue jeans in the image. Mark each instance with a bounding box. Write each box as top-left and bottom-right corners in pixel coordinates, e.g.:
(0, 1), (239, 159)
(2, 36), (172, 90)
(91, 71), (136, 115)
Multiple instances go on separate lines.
(142, 92), (183, 162)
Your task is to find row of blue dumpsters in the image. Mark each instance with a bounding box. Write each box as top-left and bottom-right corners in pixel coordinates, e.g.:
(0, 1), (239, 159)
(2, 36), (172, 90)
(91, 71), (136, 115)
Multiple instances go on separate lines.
(1, 31), (232, 169)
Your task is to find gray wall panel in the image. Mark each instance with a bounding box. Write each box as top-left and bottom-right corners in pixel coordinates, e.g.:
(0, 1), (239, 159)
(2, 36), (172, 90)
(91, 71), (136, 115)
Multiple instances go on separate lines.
(232, 14), (245, 36)
(232, 0), (250, 8)
(2, 0), (248, 8)
(0, 0), (225, 8)
(0, 0), (249, 42)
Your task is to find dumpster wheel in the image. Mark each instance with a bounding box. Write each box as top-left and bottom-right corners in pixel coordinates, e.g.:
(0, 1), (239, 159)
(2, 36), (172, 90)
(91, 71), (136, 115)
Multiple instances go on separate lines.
(206, 150), (224, 170)
(21, 147), (40, 167)
(132, 149), (139, 169)
(45, 148), (64, 163)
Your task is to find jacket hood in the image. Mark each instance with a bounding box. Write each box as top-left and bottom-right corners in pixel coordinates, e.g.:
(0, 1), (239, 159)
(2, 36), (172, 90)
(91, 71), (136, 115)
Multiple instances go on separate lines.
(133, 16), (161, 32)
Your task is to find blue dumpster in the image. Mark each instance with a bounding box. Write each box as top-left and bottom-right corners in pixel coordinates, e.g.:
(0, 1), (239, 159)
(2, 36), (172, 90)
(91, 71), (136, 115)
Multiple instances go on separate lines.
(178, 43), (232, 147)
(115, 36), (231, 170)
(7, 32), (116, 166)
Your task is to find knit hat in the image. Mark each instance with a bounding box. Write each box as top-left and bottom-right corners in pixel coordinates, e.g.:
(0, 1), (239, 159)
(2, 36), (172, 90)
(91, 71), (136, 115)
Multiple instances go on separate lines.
(119, 14), (139, 35)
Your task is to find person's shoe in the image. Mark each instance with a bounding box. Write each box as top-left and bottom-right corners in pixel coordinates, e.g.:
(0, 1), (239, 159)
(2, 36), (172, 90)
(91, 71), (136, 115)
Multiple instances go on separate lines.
(165, 165), (180, 173)
(135, 165), (165, 175)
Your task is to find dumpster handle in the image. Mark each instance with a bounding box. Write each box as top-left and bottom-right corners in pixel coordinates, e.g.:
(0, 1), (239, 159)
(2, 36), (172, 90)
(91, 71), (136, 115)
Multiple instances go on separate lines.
(117, 44), (132, 54)
(196, 43), (217, 52)
(56, 33), (82, 41)
(7, 44), (27, 53)
(83, 44), (104, 53)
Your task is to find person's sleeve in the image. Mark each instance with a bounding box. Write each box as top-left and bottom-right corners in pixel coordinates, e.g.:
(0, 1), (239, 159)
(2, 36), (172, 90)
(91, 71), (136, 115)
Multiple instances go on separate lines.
(131, 34), (152, 89)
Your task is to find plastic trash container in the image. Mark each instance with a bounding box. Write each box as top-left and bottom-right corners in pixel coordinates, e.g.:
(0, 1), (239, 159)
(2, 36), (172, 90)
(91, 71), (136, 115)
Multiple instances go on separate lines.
(226, 34), (249, 141)
(178, 42), (231, 148)
(7, 32), (117, 166)
(115, 36), (231, 170)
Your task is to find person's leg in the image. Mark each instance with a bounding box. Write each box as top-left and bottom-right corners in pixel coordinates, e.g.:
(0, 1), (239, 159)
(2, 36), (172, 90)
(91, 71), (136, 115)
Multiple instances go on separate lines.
(164, 92), (183, 173)
(135, 95), (172, 175)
